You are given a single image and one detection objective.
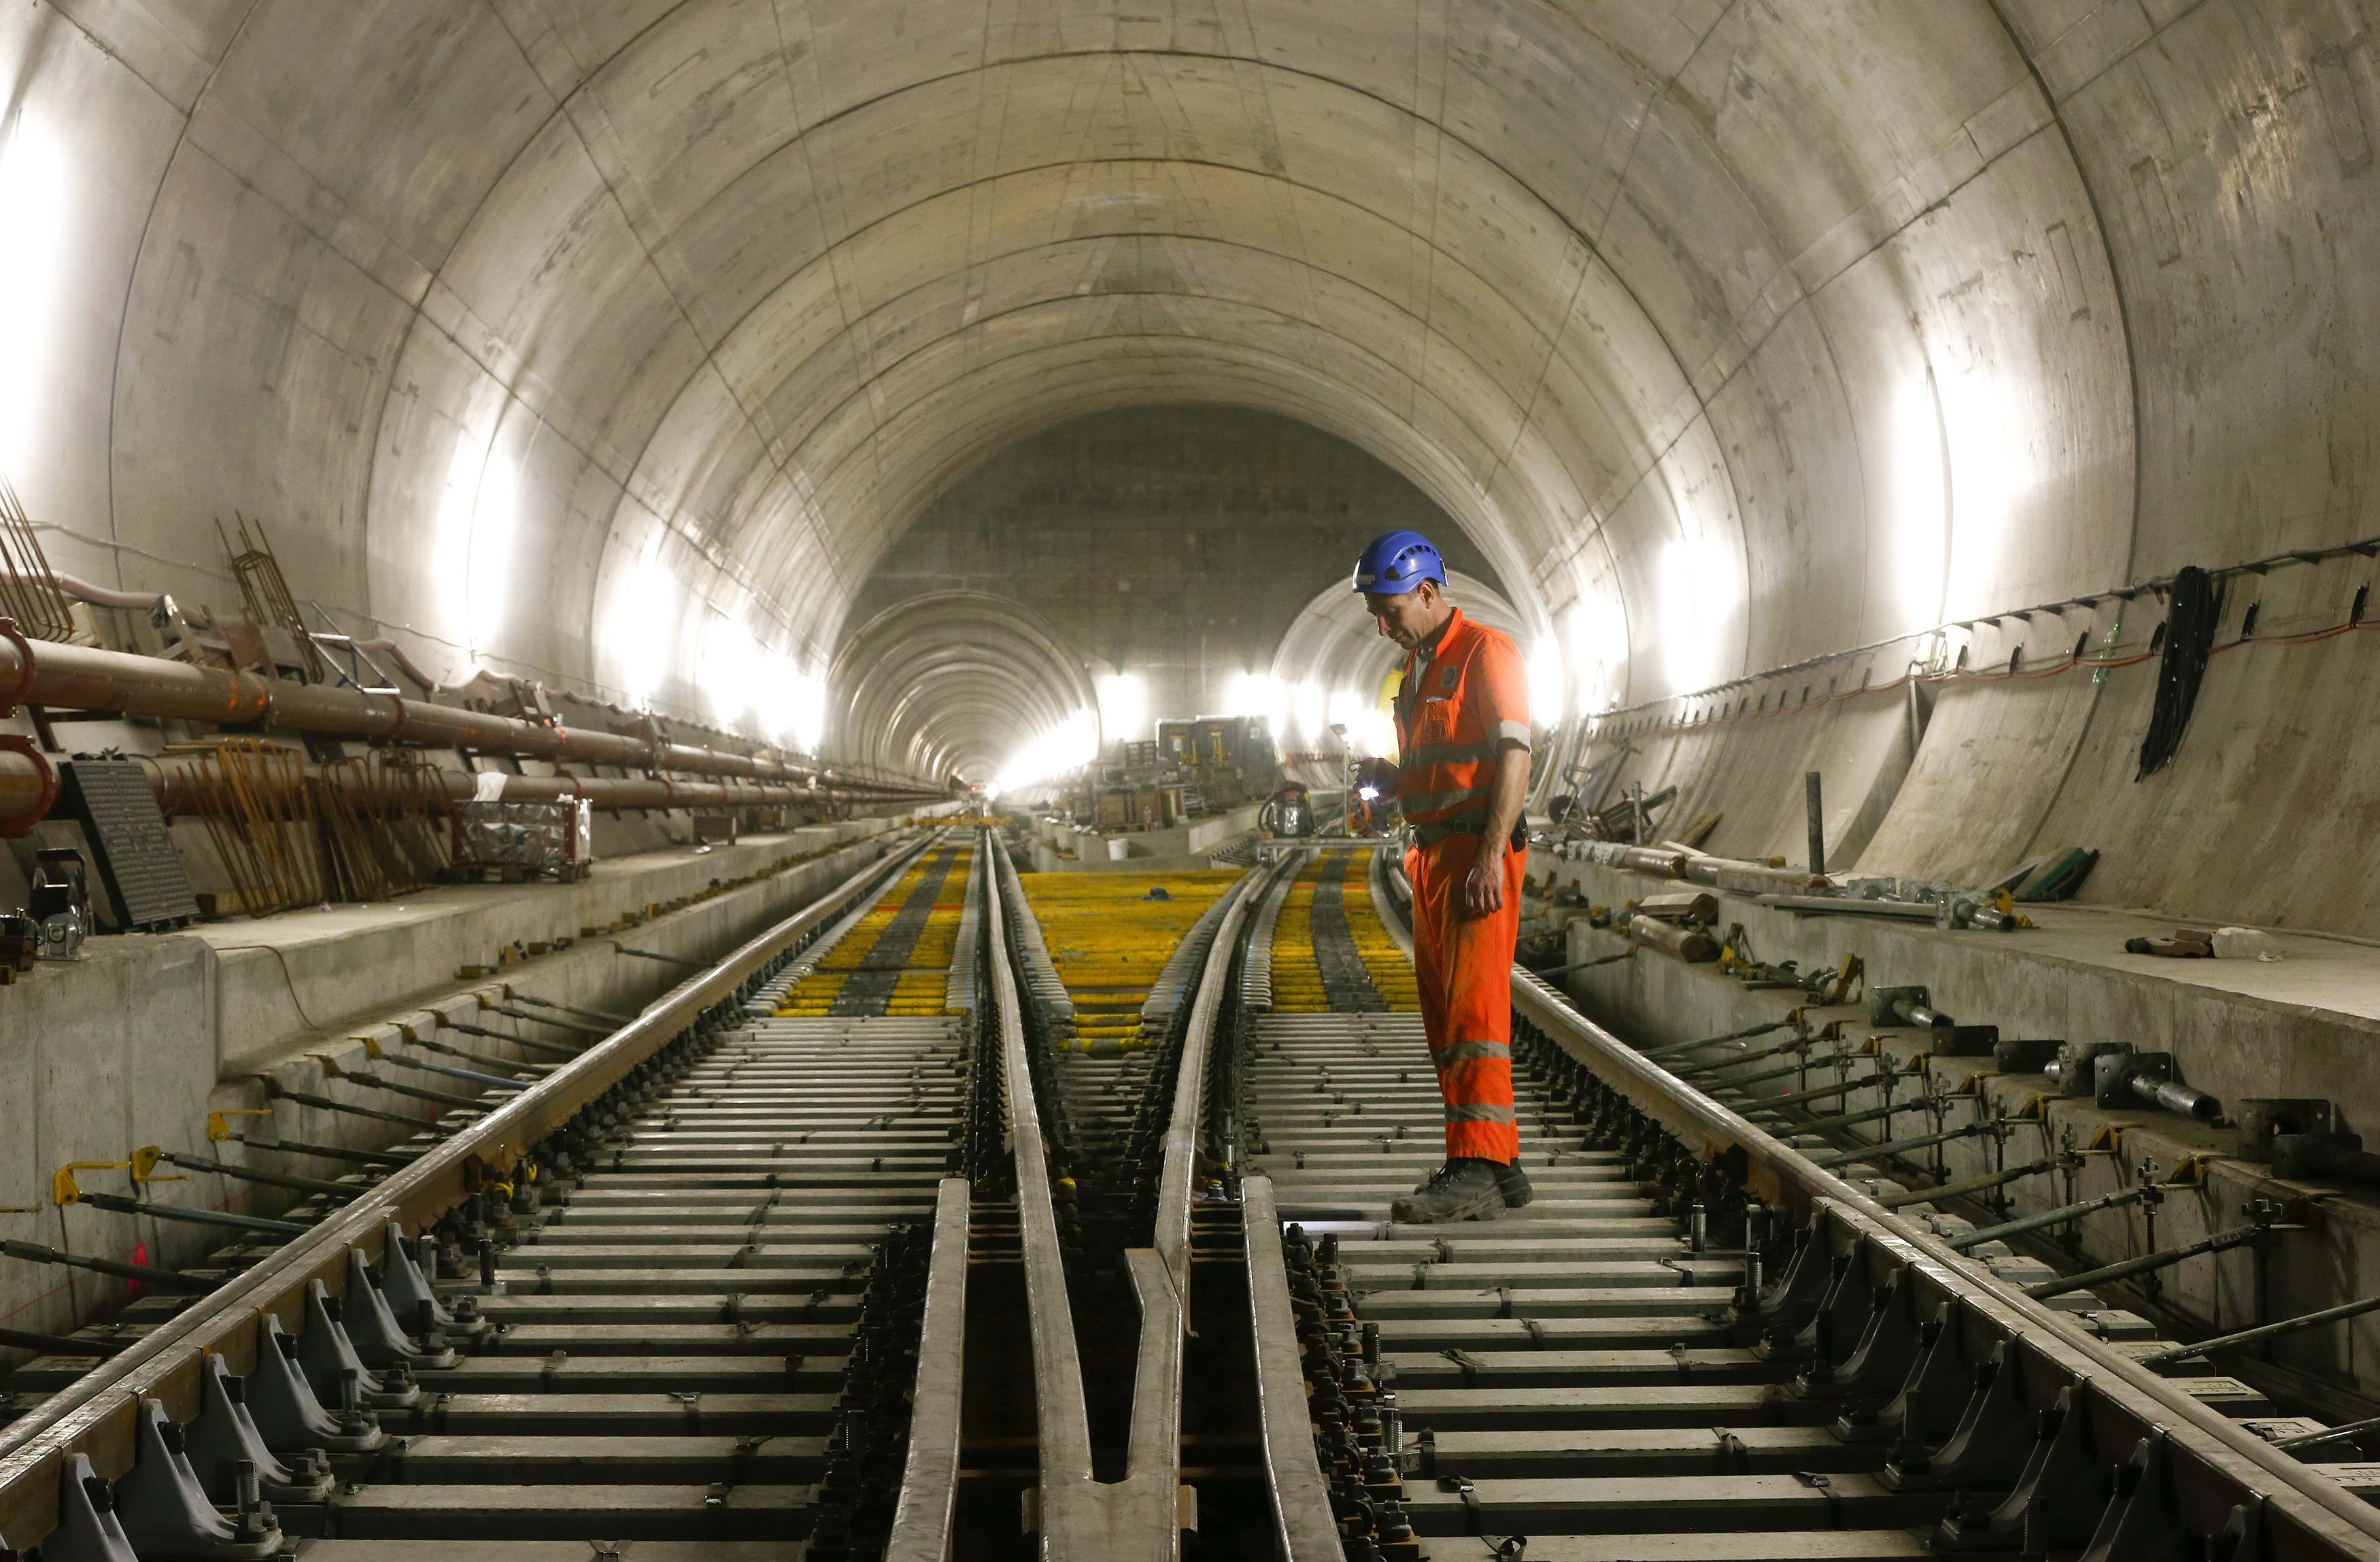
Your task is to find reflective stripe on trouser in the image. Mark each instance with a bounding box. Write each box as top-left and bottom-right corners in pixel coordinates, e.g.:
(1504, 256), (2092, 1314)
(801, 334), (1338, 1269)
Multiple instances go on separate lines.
(1406, 832), (1525, 1162)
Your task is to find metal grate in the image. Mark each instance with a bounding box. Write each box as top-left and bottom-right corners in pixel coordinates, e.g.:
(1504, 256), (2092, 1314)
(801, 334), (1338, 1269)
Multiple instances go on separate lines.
(0, 473), (75, 642)
(56, 759), (200, 931)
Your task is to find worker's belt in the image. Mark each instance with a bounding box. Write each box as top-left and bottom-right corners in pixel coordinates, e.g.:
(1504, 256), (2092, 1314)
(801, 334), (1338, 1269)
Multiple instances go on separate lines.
(1412, 817), (1528, 852)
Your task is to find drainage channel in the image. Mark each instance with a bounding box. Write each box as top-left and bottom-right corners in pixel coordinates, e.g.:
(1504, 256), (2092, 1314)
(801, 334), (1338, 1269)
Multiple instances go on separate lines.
(0, 827), (1000, 1562)
(1234, 845), (2380, 1562)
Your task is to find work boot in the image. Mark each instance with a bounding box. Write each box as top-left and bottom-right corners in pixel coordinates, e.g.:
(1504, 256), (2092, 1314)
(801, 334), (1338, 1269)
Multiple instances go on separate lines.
(1495, 1160), (1535, 1208)
(1413, 1159), (1534, 1207)
(1390, 1160), (1504, 1224)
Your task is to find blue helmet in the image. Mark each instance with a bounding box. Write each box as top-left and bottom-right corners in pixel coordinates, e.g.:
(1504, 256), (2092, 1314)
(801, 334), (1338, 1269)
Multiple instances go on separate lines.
(1351, 530), (1446, 596)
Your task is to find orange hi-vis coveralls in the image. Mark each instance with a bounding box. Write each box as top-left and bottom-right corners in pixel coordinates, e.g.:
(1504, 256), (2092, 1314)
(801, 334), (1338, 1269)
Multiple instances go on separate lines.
(1393, 606), (1530, 1165)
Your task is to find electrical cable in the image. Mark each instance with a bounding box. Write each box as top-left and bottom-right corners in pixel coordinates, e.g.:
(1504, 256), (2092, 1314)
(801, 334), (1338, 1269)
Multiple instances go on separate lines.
(211, 944), (322, 1030)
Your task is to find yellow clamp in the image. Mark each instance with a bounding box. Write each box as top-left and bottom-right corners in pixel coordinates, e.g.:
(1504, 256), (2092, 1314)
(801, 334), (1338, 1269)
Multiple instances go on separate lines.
(207, 1109), (273, 1142)
(53, 1149), (191, 1206)
(2078, 1124), (2125, 1155)
(1987, 889), (2038, 930)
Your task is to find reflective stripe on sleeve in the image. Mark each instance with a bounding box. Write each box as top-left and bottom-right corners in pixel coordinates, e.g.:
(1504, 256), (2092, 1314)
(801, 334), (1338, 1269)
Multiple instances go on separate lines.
(1444, 1102), (1518, 1124)
(1495, 720), (1531, 746)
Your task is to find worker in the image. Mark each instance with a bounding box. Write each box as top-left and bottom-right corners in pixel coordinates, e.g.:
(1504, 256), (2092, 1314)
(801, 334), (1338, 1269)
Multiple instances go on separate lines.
(1347, 530), (1535, 1222)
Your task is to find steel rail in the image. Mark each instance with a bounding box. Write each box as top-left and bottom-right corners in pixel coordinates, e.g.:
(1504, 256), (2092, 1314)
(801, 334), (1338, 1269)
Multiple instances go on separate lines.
(1117, 866), (1263, 1559)
(981, 835), (1101, 1560)
(1240, 1175), (1344, 1562)
(1365, 859), (2380, 1559)
(883, 1174), (972, 1562)
(0, 828), (938, 1550)
(1151, 868), (1265, 1319)
(881, 832), (988, 1562)
(1501, 964), (2380, 1560)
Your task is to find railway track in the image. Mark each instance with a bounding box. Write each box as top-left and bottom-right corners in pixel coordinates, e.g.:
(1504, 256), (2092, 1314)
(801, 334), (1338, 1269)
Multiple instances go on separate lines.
(2, 831), (2378, 1561)
(0, 828), (990, 1562)
(1234, 850), (2380, 1562)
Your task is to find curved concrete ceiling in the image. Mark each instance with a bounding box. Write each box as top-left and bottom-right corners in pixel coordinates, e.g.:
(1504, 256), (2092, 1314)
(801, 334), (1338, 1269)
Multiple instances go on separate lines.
(828, 590), (1096, 783)
(7, 0), (2373, 913)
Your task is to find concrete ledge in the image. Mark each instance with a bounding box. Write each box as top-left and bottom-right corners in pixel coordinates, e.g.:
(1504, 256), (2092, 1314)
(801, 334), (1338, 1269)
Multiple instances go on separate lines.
(1535, 855), (2380, 1416)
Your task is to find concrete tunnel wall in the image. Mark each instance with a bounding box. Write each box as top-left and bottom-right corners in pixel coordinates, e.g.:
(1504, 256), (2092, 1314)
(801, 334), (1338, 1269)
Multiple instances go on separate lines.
(0, 1), (2375, 926)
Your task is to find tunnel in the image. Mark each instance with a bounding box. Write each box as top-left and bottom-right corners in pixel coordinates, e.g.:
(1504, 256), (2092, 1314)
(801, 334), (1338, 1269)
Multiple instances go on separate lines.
(3, 4), (2380, 1560)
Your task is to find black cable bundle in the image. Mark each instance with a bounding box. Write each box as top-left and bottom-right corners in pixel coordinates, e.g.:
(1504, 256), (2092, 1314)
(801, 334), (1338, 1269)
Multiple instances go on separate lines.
(2137, 564), (2217, 779)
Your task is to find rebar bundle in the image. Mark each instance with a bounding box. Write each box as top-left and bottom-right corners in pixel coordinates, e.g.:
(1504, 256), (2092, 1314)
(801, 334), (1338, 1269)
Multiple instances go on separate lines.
(180, 739), (324, 916)
(219, 515), (328, 683)
(0, 472), (77, 642)
(313, 751), (452, 902)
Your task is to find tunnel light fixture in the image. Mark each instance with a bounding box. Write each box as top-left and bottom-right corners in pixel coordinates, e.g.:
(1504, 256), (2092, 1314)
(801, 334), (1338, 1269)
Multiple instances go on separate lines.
(1224, 670), (1285, 736)
(754, 648), (821, 752)
(1937, 367), (2017, 619)
(1527, 636), (1565, 730)
(698, 613), (768, 731)
(785, 668), (828, 755)
(465, 453), (519, 651)
(997, 707), (1098, 794)
(1563, 598), (1627, 716)
(1290, 680), (1325, 745)
(0, 116), (66, 477)
(1890, 375), (1952, 628)
(1659, 532), (1737, 696)
(698, 624), (821, 752)
(431, 432), (495, 661)
(1095, 671), (1148, 747)
(607, 536), (679, 704)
